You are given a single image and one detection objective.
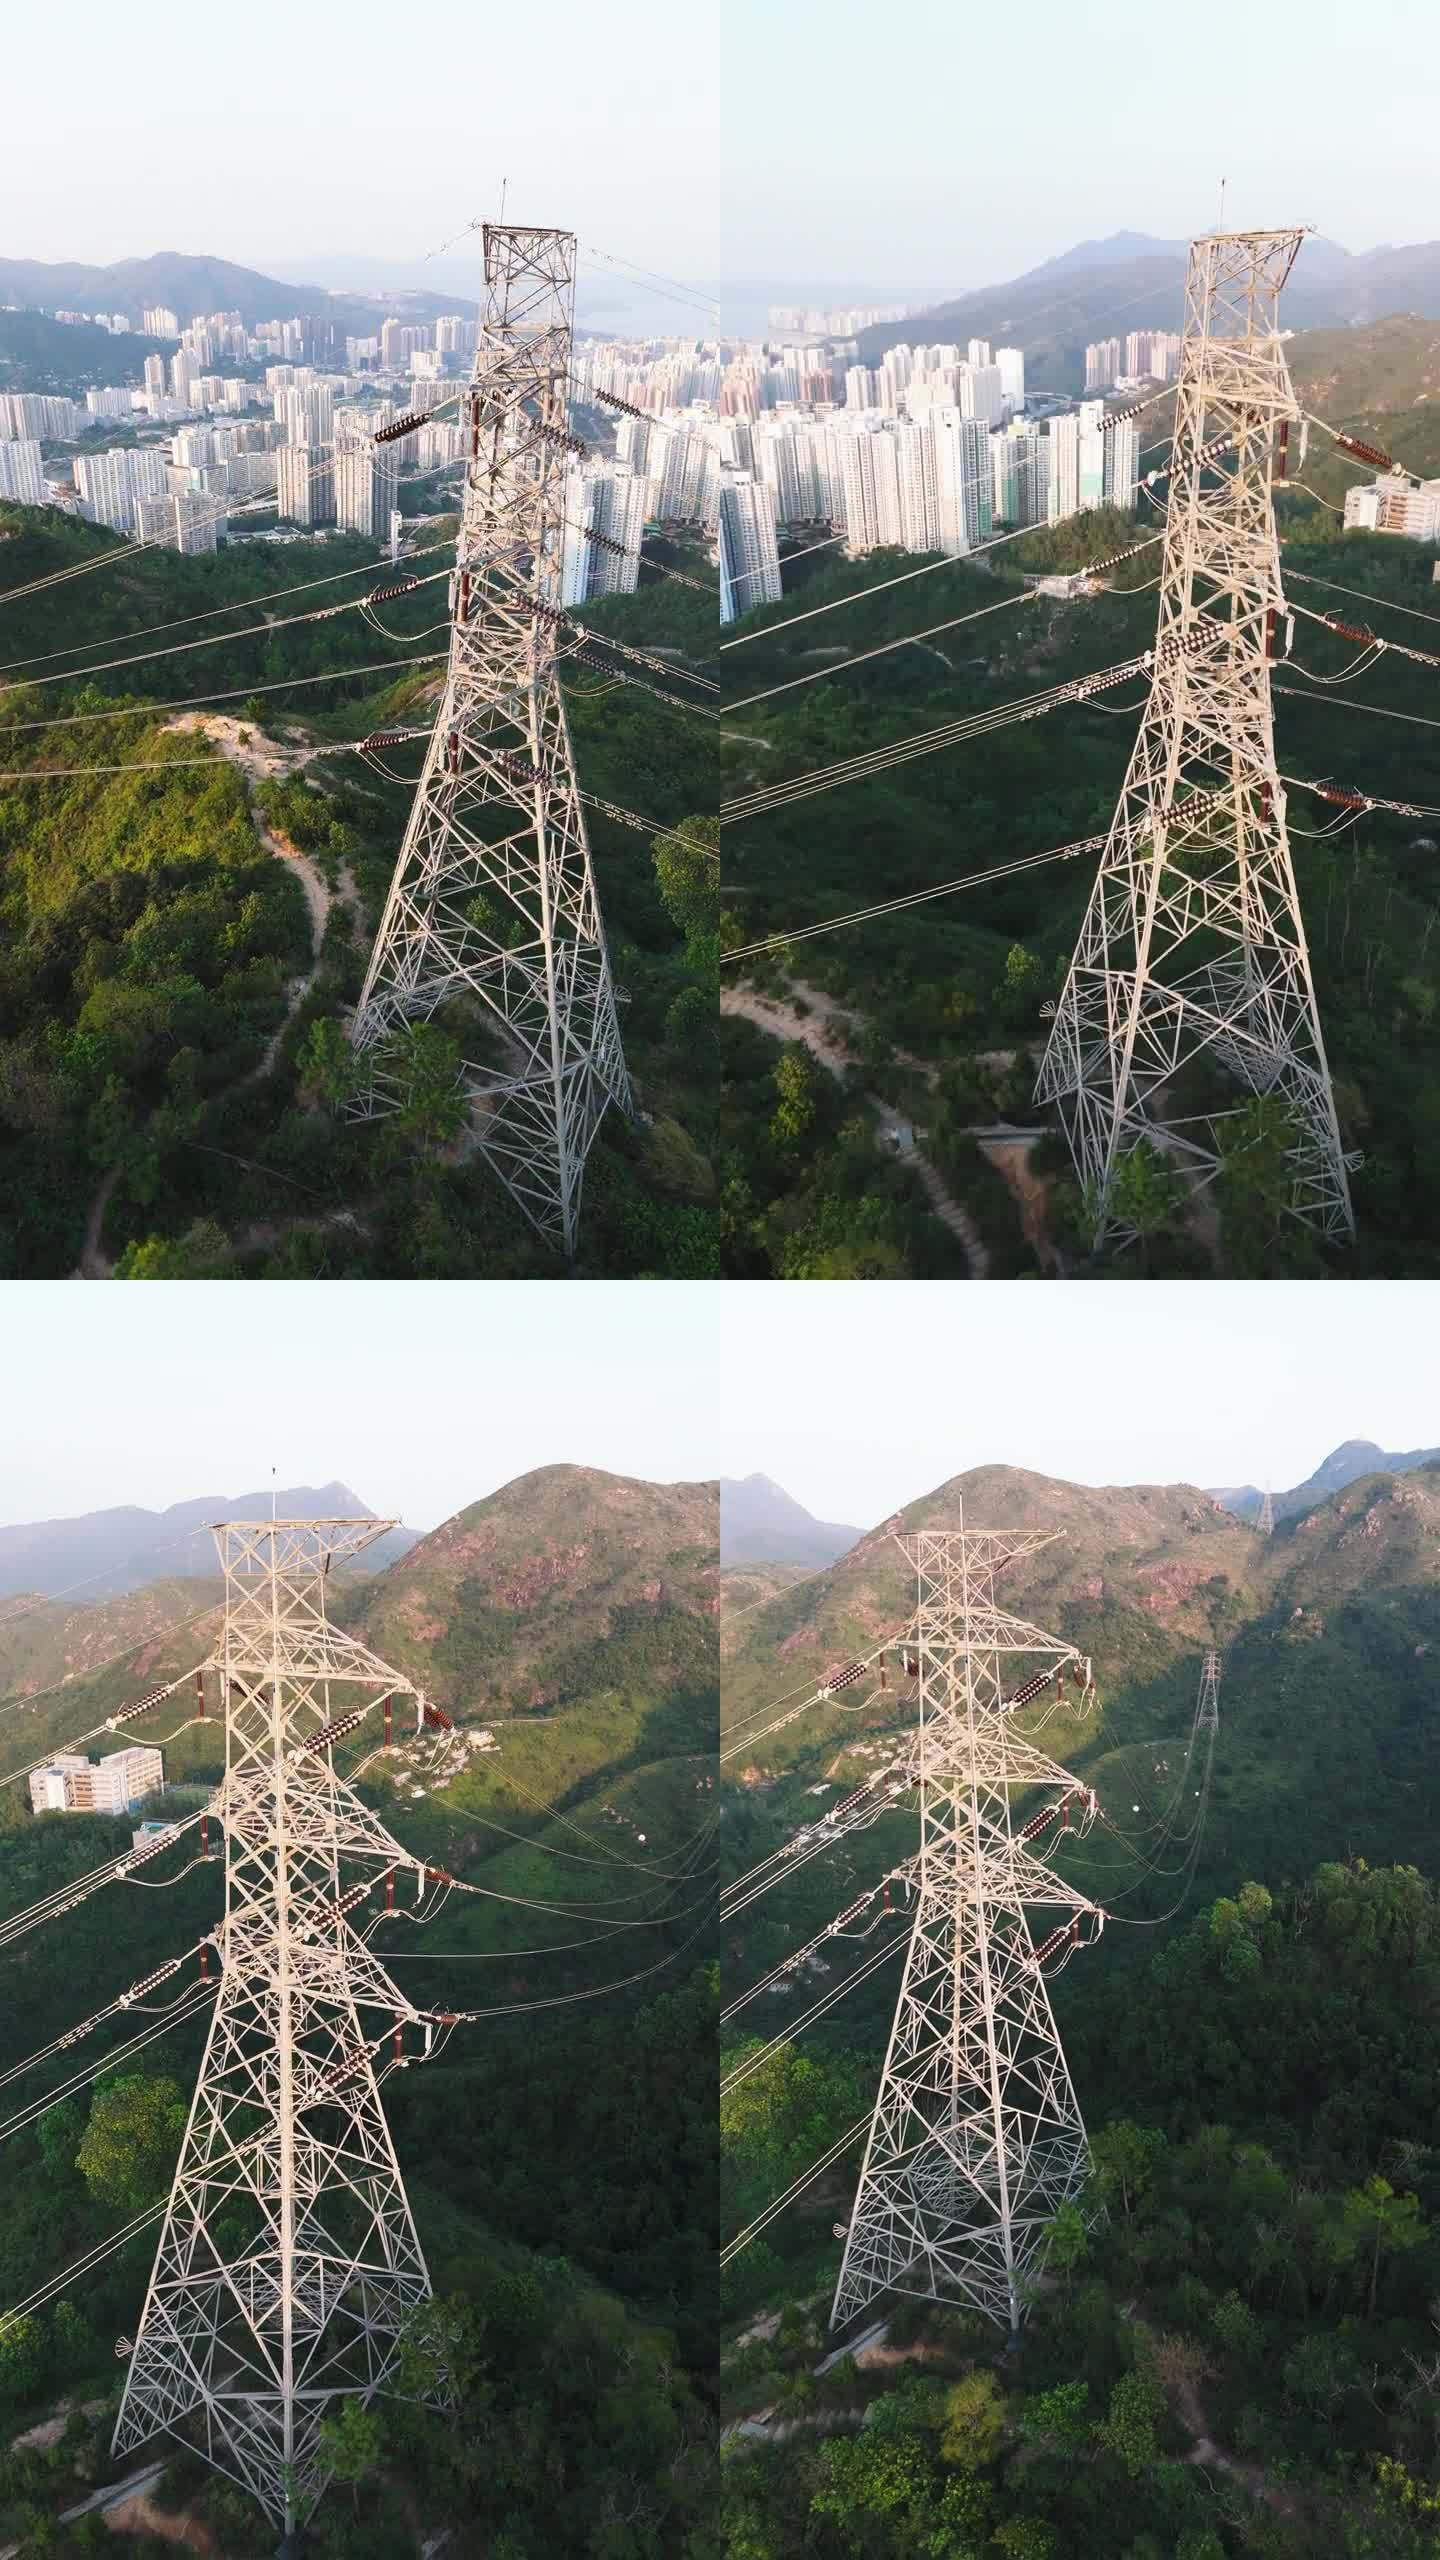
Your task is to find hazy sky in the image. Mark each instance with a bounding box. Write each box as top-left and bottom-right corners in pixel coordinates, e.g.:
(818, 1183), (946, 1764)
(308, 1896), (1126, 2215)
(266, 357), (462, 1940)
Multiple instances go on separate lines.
(3, 1), (717, 281)
(713, 1283), (1440, 1526)
(3, 1284), (725, 1533)
(722, 0), (1440, 285)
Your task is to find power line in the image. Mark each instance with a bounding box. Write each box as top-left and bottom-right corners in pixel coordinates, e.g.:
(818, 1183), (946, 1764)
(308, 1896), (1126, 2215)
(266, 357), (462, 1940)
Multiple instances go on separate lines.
(721, 834), (1103, 965)
(0, 649), (447, 737)
(723, 538), (1163, 714)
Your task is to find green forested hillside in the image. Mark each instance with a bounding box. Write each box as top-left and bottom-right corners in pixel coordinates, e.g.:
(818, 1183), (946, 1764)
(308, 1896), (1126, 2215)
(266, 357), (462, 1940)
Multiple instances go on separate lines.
(723, 1865), (1440, 2560)
(722, 503), (1440, 1278)
(0, 504), (719, 1279)
(0, 1465), (718, 2555)
(721, 1465), (1440, 2556)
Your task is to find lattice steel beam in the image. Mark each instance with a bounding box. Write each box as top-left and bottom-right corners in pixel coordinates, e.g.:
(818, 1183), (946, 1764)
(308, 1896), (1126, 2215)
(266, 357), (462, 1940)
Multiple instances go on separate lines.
(1036, 227), (1355, 1249)
(348, 222), (634, 1257)
(832, 1517), (1102, 2338)
(112, 1520), (439, 2534)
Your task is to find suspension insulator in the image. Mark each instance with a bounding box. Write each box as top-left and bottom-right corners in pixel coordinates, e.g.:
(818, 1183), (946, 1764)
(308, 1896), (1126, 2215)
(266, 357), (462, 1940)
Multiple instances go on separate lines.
(374, 409), (428, 445)
(201, 1814), (210, 1857)
(199, 1943), (211, 1981)
(393, 2017), (404, 2061)
(369, 577), (422, 605)
(385, 1868), (395, 1912)
(361, 730), (418, 752)
(1277, 418), (1290, 481)
(195, 1670), (206, 1718)
(1336, 431), (1396, 473)
(383, 1694), (392, 1749)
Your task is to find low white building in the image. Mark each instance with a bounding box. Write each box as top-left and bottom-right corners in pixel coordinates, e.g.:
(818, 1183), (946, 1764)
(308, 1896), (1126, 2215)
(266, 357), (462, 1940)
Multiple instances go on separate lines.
(29, 1745), (164, 1816)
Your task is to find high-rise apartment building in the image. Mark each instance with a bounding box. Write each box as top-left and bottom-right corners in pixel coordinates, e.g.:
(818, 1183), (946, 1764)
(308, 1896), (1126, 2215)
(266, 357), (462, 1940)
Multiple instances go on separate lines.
(334, 439), (392, 540)
(1078, 398), (1106, 509)
(719, 466), (782, 624)
(991, 420), (1047, 527)
(1046, 412), (1080, 523)
(995, 347), (1025, 415)
(1084, 337), (1122, 391)
(276, 442), (334, 527)
(0, 439), (44, 506)
(142, 306), (179, 338)
(559, 460), (652, 605)
(1104, 416), (1140, 511)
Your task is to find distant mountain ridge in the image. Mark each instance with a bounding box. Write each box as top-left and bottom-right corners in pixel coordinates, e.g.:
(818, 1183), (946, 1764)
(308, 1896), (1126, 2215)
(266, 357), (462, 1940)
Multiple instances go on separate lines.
(857, 230), (1440, 394)
(720, 1474), (860, 1568)
(0, 250), (474, 336)
(1211, 1438), (1440, 1525)
(0, 1483), (417, 1601)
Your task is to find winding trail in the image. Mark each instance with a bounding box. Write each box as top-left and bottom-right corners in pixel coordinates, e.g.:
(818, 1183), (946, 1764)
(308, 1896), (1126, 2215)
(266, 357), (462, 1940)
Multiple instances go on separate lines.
(721, 983), (989, 1276)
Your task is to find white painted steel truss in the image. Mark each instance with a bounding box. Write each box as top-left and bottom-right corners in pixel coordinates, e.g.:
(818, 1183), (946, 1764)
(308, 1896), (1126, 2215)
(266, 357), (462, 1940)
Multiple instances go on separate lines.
(832, 1518), (1102, 2337)
(112, 1520), (438, 2533)
(1036, 227), (1354, 1248)
(348, 222), (633, 1256)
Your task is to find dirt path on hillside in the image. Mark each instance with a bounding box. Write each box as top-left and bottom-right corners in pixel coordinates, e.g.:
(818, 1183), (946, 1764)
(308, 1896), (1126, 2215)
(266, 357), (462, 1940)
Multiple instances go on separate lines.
(1171, 2368), (1301, 2517)
(978, 1133), (1061, 1271)
(721, 983), (989, 1275)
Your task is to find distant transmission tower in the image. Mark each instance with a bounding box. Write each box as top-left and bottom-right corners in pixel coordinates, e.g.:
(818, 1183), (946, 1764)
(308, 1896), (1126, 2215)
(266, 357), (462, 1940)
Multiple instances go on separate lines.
(831, 1517), (1104, 2339)
(348, 221), (634, 1256)
(1198, 1648), (1223, 1730)
(1255, 1484), (1275, 1536)
(113, 1519), (438, 2535)
(1036, 226), (1354, 1248)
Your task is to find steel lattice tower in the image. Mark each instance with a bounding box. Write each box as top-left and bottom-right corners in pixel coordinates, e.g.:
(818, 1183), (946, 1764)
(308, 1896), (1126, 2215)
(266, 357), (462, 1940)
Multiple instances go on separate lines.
(1255, 1485), (1275, 1536)
(1198, 1648), (1222, 1731)
(348, 222), (634, 1255)
(113, 1519), (438, 2533)
(831, 1519), (1103, 2338)
(1035, 227), (1354, 1248)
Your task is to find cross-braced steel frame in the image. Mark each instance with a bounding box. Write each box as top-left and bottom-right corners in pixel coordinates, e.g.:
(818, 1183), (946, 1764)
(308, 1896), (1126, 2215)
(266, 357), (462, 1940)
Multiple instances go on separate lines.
(1035, 227), (1354, 1248)
(112, 1520), (438, 2533)
(347, 222), (633, 1256)
(831, 1517), (1102, 2338)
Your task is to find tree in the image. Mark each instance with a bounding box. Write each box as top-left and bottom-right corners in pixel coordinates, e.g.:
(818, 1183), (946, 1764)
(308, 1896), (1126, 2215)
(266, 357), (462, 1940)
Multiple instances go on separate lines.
(1337, 2175), (1427, 2317)
(1091, 2120), (1166, 2221)
(301, 1016), (357, 1107)
(770, 1050), (817, 1151)
(115, 1218), (234, 1279)
(317, 2397), (383, 2514)
(938, 2368), (1005, 2472)
(1019, 2379), (1090, 2451)
(1102, 1142), (1187, 1249)
(1095, 2367), (1166, 2477)
(652, 816), (719, 943)
(76, 2072), (187, 2210)
(1047, 2200), (1089, 2292)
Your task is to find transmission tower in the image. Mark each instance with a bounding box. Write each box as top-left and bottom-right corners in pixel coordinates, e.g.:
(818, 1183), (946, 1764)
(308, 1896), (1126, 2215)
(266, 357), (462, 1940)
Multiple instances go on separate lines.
(113, 1519), (440, 2535)
(1197, 1648), (1222, 1730)
(1036, 226), (1354, 1248)
(348, 221), (634, 1256)
(1255, 1484), (1275, 1536)
(831, 1517), (1103, 2339)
